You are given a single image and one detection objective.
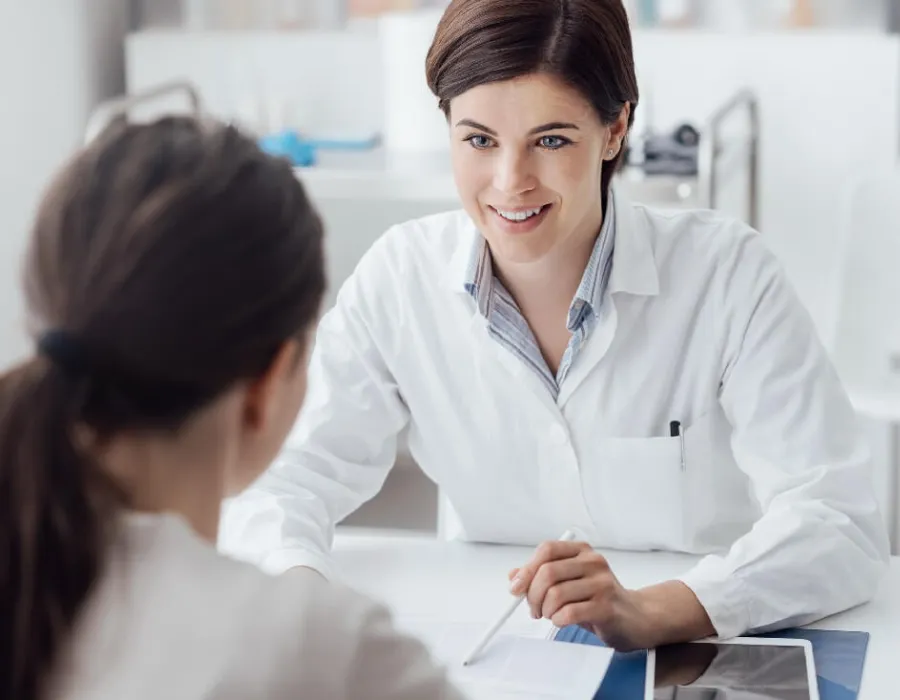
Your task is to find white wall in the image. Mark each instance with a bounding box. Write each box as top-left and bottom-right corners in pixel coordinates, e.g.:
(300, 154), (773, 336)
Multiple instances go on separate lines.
(126, 28), (383, 137)
(127, 26), (900, 341)
(630, 31), (900, 343)
(0, 0), (128, 369)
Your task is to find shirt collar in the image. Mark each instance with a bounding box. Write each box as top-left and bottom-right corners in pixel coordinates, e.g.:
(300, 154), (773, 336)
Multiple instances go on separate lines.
(567, 194), (616, 330)
(606, 186), (659, 296)
(463, 194), (617, 330)
(462, 235), (493, 318)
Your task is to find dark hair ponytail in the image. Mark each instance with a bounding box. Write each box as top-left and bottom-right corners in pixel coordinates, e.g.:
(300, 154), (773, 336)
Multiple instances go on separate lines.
(0, 360), (122, 699)
(0, 116), (326, 699)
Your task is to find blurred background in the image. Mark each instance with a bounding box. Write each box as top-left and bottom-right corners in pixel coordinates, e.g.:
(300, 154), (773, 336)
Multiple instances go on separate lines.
(3, 0), (900, 548)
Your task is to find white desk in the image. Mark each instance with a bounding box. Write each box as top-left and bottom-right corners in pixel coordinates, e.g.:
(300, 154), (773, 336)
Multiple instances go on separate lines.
(848, 383), (900, 426)
(847, 383), (900, 552)
(333, 533), (900, 700)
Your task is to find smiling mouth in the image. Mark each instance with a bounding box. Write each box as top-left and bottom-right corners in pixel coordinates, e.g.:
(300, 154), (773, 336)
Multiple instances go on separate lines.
(489, 204), (549, 222)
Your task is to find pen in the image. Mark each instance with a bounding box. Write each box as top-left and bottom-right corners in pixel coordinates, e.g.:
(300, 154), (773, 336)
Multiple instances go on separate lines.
(461, 528), (579, 666)
(670, 420), (685, 472)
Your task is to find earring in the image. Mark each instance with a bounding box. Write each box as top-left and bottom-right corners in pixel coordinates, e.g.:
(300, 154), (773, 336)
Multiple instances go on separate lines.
(607, 148), (615, 158)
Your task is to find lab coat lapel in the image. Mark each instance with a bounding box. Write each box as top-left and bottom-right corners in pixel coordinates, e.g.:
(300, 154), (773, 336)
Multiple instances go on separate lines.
(481, 323), (564, 419)
(443, 215), (481, 294)
(466, 312), (563, 420)
(557, 299), (618, 408)
(606, 187), (660, 298)
(453, 216), (564, 419)
(557, 190), (660, 408)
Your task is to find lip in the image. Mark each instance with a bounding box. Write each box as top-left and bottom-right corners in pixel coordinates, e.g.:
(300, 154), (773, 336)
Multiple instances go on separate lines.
(488, 204), (552, 235)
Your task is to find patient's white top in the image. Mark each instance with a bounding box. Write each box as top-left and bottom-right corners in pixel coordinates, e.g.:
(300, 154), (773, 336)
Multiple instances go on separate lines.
(50, 512), (462, 700)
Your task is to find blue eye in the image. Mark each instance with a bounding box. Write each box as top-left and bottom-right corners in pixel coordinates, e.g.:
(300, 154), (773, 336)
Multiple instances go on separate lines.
(539, 135), (570, 150)
(465, 134), (495, 149)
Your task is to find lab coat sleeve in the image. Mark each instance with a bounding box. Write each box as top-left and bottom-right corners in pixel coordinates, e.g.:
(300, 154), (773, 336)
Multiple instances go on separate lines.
(218, 239), (410, 579)
(677, 231), (890, 640)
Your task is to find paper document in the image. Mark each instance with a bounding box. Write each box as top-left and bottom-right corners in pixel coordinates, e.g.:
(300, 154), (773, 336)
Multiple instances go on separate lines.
(397, 620), (613, 700)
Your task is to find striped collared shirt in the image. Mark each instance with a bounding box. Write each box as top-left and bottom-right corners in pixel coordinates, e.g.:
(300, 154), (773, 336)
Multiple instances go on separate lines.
(463, 197), (616, 398)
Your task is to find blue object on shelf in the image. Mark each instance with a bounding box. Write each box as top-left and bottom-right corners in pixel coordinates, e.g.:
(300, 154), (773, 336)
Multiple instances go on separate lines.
(258, 130), (381, 167)
(637, 0), (658, 26)
(258, 130), (317, 167)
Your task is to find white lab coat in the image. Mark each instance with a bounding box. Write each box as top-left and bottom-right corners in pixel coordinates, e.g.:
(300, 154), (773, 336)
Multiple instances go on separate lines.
(220, 187), (890, 640)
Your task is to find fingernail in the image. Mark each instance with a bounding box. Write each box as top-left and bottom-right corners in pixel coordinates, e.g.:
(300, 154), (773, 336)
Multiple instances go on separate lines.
(509, 576), (523, 594)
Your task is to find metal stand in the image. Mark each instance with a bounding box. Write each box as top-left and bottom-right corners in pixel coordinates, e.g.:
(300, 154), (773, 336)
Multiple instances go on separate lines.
(83, 80), (203, 145)
(620, 89), (760, 229)
(697, 89), (760, 229)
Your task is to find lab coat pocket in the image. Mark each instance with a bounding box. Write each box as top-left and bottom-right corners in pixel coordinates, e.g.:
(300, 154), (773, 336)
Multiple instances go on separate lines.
(586, 433), (687, 551)
(588, 409), (723, 552)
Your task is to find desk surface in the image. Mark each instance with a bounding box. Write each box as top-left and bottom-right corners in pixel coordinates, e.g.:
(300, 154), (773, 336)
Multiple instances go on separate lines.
(848, 382), (900, 423)
(333, 533), (900, 700)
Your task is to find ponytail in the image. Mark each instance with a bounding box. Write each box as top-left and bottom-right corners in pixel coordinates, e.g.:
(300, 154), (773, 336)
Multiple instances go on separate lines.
(0, 359), (121, 700)
(2, 115), (328, 698)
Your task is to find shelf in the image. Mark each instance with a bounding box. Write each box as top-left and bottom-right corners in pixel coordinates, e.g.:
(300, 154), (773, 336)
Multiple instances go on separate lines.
(298, 149), (716, 211)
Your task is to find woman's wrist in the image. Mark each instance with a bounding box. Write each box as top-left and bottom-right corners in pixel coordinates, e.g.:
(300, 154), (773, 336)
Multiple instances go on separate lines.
(631, 580), (716, 648)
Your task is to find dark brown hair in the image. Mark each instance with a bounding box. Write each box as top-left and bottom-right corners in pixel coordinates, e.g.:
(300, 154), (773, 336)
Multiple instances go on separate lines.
(0, 117), (326, 699)
(426, 0), (639, 203)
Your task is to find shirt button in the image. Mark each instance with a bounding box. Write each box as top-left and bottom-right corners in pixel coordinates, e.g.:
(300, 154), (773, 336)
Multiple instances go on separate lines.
(549, 423), (569, 446)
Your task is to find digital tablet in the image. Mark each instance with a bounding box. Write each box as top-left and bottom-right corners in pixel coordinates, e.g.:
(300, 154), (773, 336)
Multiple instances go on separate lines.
(645, 636), (820, 700)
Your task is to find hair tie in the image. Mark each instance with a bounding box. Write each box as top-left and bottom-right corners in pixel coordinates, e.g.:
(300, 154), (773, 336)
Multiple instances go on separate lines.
(37, 329), (90, 377)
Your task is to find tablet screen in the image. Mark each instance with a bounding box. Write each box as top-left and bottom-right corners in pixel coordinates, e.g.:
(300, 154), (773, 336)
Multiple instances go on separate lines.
(652, 641), (814, 699)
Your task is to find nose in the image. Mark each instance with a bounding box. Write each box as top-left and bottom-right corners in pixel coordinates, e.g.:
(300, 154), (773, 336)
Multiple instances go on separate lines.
(493, 149), (536, 197)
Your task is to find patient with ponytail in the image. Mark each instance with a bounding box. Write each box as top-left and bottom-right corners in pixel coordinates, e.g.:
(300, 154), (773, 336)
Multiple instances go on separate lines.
(0, 117), (462, 700)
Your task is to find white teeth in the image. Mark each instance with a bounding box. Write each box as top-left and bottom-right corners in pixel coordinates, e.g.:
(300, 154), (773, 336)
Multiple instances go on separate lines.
(494, 206), (543, 222)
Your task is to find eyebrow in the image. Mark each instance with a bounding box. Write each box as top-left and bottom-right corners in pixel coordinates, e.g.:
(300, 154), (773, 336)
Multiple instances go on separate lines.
(455, 119), (497, 135)
(454, 119), (580, 136)
(528, 122), (580, 134)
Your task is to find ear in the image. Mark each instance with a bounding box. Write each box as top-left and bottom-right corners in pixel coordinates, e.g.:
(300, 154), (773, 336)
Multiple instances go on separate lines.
(607, 102), (632, 156)
(241, 339), (304, 434)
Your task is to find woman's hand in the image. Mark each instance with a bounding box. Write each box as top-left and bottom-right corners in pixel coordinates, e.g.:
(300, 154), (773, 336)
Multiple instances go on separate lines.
(509, 540), (715, 651)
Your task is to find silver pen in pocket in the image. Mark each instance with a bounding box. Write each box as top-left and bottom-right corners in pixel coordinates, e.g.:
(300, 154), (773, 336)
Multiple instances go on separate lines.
(669, 420), (685, 472)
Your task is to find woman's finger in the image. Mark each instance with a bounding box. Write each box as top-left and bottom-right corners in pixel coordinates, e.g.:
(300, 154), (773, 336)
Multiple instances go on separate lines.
(538, 577), (601, 620)
(510, 540), (589, 595)
(549, 600), (604, 631)
(526, 557), (592, 617)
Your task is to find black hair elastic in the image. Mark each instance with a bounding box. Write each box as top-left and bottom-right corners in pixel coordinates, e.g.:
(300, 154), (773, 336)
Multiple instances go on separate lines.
(37, 329), (90, 377)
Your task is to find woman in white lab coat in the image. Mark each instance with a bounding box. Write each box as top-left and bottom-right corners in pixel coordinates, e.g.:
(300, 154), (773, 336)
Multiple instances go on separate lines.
(222, 0), (890, 651)
(0, 119), (463, 700)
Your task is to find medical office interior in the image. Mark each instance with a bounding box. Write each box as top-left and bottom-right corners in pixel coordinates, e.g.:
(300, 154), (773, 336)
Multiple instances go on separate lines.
(3, 0), (900, 556)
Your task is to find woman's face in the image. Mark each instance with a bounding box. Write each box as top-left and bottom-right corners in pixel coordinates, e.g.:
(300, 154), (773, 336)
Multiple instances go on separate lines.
(449, 73), (628, 266)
